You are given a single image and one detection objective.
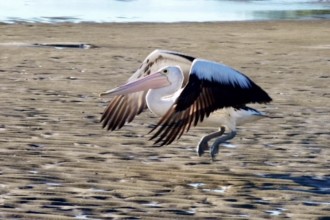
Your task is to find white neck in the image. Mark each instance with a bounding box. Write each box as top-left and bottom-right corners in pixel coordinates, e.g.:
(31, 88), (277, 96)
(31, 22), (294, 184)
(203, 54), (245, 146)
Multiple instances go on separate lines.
(146, 73), (183, 116)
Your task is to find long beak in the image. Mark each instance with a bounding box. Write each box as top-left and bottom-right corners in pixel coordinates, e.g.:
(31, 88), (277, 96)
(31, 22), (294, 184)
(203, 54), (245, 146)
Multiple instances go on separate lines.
(99, 72), (170, 97)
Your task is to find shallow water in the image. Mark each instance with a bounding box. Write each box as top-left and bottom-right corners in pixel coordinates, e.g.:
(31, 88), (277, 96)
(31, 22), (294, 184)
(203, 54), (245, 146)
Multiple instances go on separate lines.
(0, 0), (330, 23)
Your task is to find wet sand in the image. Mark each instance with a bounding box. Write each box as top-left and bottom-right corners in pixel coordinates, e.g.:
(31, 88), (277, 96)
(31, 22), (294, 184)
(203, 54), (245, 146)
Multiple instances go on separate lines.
(0, 21), (329, 219)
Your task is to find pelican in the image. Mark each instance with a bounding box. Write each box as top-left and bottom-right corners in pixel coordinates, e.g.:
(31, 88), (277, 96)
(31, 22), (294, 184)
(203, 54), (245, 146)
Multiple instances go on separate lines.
(100, 50), (272, 159)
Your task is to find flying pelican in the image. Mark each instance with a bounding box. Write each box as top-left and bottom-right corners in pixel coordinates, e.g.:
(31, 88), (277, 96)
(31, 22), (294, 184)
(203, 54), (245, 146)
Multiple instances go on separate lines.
(100, 50), (272, 159)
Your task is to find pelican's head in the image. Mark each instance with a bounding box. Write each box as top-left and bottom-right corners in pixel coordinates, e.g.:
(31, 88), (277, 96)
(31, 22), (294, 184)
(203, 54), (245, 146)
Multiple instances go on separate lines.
(99, 66), (183, 97)
(157, 65), (183, 83)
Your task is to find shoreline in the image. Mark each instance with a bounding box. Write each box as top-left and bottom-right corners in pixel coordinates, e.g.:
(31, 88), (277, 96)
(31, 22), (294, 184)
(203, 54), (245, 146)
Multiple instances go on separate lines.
(1, 18), (330, 25)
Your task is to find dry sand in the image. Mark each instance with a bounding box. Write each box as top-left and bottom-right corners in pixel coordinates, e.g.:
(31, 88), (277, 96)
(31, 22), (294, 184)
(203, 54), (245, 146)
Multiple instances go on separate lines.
(0, 21), (329, 219)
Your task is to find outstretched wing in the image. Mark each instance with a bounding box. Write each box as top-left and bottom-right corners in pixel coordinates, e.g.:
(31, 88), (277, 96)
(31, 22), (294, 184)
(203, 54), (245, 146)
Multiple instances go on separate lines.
(150, 59), (272, 145)
(100, 49), (196, 131)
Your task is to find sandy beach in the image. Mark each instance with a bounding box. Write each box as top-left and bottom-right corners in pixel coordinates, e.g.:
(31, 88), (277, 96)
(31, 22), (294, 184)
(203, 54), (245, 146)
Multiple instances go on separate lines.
(0, 21), (329, 219)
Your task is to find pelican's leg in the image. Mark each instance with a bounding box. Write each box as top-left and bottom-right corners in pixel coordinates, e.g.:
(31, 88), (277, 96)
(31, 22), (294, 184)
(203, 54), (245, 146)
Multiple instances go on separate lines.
(197, 126), (225, 156)
(210, 130), (237, 160)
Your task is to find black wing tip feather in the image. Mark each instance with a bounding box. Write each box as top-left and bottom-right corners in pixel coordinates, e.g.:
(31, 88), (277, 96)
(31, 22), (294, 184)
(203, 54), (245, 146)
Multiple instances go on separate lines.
(249, 81), (272, 104)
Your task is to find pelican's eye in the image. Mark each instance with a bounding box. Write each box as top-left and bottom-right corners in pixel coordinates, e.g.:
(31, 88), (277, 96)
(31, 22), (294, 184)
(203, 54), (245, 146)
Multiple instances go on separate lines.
(163, 69), (168, 73)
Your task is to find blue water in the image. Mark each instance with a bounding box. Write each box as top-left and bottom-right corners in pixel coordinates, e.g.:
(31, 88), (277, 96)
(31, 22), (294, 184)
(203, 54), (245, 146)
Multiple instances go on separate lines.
(0, 0), (330, 23)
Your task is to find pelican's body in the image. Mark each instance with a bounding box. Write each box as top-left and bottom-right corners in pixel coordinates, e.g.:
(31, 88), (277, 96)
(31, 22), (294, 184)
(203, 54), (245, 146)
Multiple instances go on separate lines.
(100, 50), (272, 159)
